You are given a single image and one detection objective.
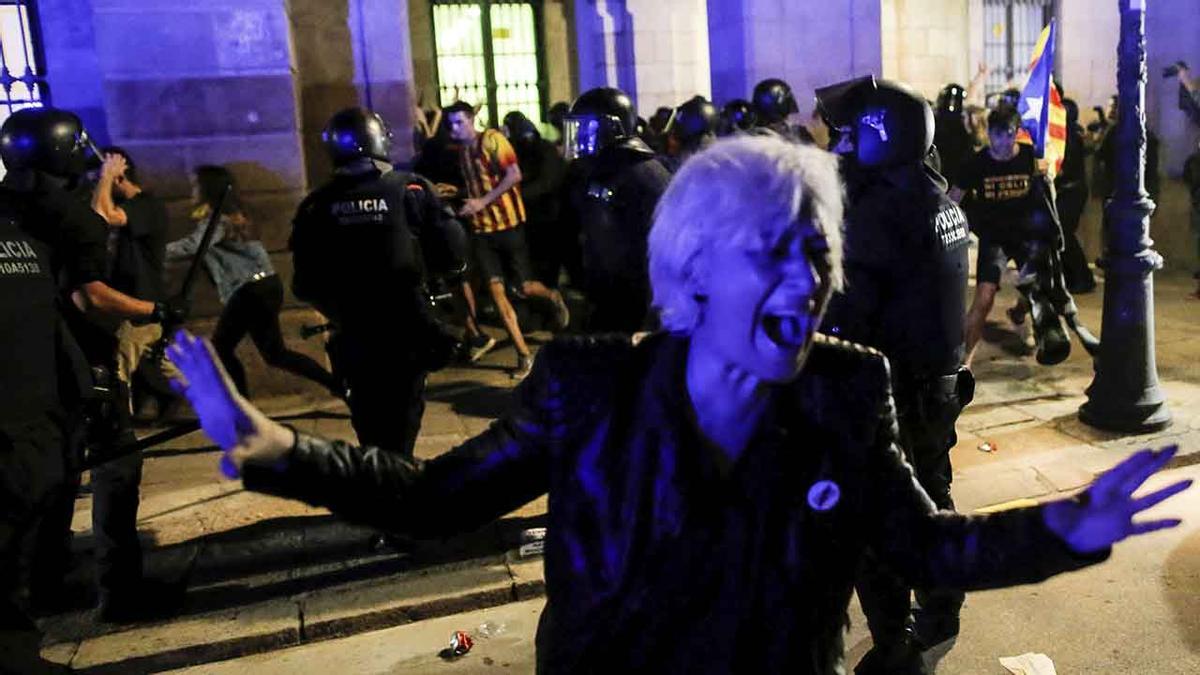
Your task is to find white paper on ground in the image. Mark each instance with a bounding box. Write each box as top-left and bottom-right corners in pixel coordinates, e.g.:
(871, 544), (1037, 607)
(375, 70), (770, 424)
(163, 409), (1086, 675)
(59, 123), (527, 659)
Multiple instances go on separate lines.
(999, 652), (1057, 675)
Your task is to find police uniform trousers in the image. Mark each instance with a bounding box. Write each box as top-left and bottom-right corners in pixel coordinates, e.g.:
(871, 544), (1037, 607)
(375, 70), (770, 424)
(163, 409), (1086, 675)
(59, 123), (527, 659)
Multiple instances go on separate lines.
(328, 332), (427, 458)
(0, 413), (66, 664)
(1055, 183), (1094, 291)
(855, 374), (968, 655)
(71, 323), (147, 600)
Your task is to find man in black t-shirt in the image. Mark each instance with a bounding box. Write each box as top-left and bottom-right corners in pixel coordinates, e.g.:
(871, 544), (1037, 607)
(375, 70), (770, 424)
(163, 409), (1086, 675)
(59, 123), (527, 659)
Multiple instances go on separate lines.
(950, 107), (1040, 365)
(951, 106), (1098, 368)
(91, 148), (176, 414)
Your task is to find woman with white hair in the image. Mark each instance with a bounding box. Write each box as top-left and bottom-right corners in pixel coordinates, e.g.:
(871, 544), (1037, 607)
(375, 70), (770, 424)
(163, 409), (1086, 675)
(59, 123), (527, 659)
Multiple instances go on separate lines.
(166, 135), (1188, 674)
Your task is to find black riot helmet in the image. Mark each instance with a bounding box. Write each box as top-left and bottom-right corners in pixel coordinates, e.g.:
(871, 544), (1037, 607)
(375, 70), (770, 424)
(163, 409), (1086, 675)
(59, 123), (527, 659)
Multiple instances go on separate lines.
(816, 76), (934, 168)
(502, 111), (540, 145)
(321, 107), (393, 166)
(752, 78), (800, 123)
(936, 83), (967, 115)
(547, 101), (570, 134)
(667, 96), (718, 146)
(719, 99), (757, 135)
(0, 107), (101, 178)
(563, 87), (638, 161)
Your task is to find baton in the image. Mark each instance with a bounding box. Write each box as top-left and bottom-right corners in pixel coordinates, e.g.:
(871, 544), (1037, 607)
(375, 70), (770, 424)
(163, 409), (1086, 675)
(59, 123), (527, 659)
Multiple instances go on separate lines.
(146, 182), (231, 355)
(81, 419), (204, 470)
(177, 182), (232, 312)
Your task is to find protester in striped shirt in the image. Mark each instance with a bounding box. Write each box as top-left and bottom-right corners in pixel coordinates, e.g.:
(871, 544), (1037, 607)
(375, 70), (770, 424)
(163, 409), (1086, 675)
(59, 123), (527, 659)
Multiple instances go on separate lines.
(444, 102), (570, 380)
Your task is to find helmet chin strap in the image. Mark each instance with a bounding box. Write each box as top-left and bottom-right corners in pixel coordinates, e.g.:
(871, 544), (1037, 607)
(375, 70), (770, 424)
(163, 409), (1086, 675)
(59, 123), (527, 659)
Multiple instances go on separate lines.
(85, 136), (103, 161)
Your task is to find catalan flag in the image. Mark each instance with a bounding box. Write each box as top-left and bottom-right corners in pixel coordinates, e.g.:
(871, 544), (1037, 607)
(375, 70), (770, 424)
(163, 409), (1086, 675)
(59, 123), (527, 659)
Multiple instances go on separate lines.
(1017, 19), (1067, 178)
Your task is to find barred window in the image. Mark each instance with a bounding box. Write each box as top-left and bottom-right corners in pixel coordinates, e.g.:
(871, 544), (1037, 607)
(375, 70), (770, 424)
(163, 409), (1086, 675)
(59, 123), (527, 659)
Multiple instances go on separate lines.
(431, 1), (545, 129)
(0, 0), (46, 121)
(982, 0), (1054, 100)
(0, 1), (46, 178)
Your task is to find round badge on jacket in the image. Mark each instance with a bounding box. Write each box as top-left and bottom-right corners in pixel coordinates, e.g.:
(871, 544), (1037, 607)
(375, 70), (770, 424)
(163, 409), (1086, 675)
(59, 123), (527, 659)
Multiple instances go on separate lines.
(807, 479), (841, 512)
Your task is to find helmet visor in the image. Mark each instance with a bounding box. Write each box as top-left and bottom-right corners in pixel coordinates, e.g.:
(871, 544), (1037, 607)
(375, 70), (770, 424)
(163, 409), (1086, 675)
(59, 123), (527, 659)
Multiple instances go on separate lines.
(563, 116), (601, 161)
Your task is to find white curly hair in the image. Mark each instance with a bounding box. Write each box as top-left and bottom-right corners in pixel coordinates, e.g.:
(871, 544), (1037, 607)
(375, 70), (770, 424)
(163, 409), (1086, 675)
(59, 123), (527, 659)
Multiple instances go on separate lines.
(648, 134), (845, 334)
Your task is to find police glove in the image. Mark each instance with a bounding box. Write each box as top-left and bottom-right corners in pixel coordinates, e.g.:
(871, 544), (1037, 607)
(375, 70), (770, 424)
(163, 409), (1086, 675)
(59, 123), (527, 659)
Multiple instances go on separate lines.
(148, 296), (190, 327)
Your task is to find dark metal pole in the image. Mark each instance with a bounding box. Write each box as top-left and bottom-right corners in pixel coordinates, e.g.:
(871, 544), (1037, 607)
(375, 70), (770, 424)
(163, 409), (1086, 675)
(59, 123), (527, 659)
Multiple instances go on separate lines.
(1079, 0), (1171, 432)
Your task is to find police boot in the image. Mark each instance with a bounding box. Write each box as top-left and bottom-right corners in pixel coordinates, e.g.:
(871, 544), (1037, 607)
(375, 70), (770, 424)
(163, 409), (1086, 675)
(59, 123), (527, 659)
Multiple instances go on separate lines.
(855, 632), (929, 675)
(1028, 295), (1070, 366)
(97, 577), (186, 624)
(0, 626), (72, 674)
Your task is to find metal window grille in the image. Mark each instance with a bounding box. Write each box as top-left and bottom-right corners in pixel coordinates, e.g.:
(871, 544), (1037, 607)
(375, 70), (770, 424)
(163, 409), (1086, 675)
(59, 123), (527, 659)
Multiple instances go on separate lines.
(982, 0), (1053, 98)
(0, 0), (46, 122)
(431, 1), (545, 129)
(0, 1), (46, 179)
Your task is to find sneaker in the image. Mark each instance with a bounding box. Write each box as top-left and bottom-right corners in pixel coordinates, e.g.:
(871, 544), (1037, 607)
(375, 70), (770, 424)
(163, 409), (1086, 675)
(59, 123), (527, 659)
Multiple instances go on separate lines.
(1035, 317), (1071, 366)
(1006, 303), (1027, 326)
(467, 334), (497, 363)
(550, 290), (571, 330)
(511, 353), (534, 381)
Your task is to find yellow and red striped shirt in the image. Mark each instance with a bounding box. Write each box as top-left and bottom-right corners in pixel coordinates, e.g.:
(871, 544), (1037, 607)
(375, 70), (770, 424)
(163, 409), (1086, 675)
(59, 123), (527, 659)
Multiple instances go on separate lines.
(460, 128), (526, 233)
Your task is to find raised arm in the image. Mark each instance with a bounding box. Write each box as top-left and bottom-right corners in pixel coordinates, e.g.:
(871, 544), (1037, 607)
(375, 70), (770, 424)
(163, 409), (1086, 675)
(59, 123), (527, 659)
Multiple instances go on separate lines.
(167, 331), (559, 539)
(858, 355), (1189, 590)
(165, 216), (224, 260)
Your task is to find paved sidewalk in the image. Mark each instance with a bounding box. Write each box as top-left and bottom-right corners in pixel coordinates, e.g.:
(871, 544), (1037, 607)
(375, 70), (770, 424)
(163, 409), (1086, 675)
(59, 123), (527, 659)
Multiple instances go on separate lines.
(37, 270), (1200, 672)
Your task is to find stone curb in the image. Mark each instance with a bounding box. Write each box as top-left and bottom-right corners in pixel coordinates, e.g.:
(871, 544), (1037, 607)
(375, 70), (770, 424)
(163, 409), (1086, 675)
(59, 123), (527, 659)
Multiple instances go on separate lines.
(58, 553), (548, 674)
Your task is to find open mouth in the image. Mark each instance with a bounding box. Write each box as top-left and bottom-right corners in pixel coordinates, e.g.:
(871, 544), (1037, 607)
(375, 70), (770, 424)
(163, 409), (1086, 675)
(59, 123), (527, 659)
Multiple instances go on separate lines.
(761, 313), (809, 351)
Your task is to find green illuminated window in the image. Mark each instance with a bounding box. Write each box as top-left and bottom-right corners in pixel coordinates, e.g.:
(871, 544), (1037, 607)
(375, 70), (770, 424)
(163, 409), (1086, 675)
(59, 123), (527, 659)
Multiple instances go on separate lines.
(432, 1), (545, 129)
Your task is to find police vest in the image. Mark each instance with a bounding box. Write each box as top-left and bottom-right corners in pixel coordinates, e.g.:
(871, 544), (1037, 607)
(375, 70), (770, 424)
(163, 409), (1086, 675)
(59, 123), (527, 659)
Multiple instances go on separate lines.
(574, 152), (669, 284)
(0, 193), (61, 423)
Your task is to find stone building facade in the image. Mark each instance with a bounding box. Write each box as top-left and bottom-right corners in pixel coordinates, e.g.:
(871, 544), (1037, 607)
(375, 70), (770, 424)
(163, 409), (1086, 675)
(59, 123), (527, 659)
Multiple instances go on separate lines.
(24, 0), (1200, 314)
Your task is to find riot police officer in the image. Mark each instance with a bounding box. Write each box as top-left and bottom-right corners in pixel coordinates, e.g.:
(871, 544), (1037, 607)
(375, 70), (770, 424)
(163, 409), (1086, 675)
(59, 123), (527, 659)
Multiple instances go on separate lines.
(290, 107), (461, 457)
(816, 77), (974, 674)
(0, 115), (84, 674)
(0, 108), (186, 627)
(560, 87), (672, 332)
(717, 98), (757, 136)
(751, 77), (816, 143)
(933, 83), (973, 186)
(662, 96), (718, 172)
(547, 101), (571, 142)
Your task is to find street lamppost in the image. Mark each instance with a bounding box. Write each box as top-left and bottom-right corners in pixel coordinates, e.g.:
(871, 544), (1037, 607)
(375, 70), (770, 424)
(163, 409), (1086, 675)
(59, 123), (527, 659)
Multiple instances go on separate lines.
(1079, 0), (1172, 432)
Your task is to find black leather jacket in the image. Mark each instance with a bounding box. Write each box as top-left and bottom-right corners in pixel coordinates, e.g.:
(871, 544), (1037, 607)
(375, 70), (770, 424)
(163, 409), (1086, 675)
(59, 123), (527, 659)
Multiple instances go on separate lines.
(244, 333), (1106, 674)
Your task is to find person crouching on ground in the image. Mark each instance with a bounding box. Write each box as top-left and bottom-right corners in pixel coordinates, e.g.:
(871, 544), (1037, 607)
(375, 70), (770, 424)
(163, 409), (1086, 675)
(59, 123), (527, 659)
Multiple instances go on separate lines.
(166, 135), (1189, 674)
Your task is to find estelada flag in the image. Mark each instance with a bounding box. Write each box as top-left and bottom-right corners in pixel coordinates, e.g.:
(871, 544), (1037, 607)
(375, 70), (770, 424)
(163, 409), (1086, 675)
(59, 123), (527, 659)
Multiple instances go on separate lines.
(1017, 19), (1067, 178)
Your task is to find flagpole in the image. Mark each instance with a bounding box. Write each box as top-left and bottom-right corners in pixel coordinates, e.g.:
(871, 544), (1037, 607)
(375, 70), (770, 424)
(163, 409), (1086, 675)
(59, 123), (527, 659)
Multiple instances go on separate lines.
(1079, 0), (1172, 432)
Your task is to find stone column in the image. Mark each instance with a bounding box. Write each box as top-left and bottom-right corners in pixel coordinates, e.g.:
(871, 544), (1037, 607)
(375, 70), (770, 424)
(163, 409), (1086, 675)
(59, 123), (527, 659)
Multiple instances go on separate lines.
(573, 0), (711, 115)
(707, 0), (882, 115)
(349, 0), (416, 159)
(89, 0), (307, 315)
(1079, 0), (1171, 432)
(290, 0), (415, 181)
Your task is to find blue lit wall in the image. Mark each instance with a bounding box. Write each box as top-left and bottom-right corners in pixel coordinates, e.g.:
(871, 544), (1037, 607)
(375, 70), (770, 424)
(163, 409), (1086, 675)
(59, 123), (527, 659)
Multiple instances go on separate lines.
(38, 0), (109, 145)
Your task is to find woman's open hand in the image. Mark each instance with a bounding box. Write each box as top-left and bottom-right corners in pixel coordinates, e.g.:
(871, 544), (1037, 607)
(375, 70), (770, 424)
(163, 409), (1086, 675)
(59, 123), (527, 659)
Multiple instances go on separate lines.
(167, 331), (295, 478)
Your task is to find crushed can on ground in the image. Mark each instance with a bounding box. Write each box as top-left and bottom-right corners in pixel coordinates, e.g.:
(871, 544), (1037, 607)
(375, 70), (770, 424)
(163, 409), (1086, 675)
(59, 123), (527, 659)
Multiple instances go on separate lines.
(442, 630), (473, 658)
